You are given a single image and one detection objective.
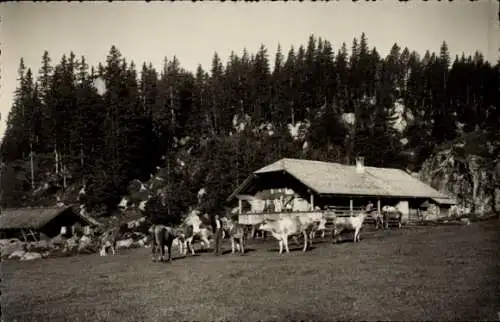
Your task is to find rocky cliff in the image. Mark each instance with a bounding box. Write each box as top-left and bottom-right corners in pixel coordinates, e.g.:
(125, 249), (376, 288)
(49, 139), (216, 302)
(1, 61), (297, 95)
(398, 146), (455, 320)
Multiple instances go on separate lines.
(418, 135), (500, 216)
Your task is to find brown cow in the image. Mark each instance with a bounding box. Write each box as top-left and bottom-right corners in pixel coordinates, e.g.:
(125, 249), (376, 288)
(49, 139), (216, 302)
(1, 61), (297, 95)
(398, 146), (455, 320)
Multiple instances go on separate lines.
(220, 217), (247, 255)
(99, 225), (124, 256)
(149, 224), (177, 263)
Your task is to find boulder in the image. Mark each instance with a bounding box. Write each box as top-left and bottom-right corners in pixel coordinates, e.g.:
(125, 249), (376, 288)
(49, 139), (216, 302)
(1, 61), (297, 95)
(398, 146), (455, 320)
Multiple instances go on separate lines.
(21, 252), (42, 261)
(0, 239), (24, 258)
(78, 235), (93, 252)
(8, 250), (26, 260)
(127, 232), (147, 240)
(134, 237), (149, 248)
(121, 232), (148, 249)
(50, 234), (66, 247)
(116, 238), (134, 249)
(27, 240), (51, 253)
(460, 218), (471, 225)
(127, 217), (147, 230)
(66, 236), (79, 248)
(62, 236), (79, 254)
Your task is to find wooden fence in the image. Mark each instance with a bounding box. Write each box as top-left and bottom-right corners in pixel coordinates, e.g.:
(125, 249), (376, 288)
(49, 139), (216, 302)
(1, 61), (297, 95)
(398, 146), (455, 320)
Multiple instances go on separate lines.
(323, 205), (381, 227)
(238, 205), (379, 227)
(239, 211), (324, 225)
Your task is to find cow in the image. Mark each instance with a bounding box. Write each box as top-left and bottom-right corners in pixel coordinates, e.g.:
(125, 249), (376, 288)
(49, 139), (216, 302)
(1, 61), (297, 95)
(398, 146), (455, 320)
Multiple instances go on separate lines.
(249, 223), (267, 239)
(373, 211), (385, 230)
(178, 210), (212, 256)
(149, 224), (177, 263)
(258, 216), (311, 254)
(331, 212), (368, 243)
(309, 217), (328, 240)
(99, 247), (107, 256)
(220, 217), (247, 254)
(99, 226), (122, 256)
(172, 229), (187, 254)
(181, 225), (212, 256)
(293, 215), (323, 247)
(381, 205), (403, 229)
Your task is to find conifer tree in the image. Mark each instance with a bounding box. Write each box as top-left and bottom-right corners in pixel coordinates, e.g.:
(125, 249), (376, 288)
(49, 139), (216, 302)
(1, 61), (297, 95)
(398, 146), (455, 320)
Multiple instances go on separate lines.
(1, 35), (499, 211)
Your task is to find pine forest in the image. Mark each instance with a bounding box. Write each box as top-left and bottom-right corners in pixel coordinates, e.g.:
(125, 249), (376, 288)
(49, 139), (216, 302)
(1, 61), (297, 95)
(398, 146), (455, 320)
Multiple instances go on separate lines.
(1, 33), (499, 219)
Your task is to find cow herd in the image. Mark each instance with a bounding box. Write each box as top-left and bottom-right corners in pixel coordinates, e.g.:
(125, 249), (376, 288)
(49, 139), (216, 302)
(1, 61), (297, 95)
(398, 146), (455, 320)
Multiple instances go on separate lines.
(100, 207), (404, 262)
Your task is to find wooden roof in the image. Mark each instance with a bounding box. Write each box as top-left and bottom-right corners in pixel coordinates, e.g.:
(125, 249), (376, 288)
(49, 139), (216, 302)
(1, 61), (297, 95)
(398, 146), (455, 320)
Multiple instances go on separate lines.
(228, 158), (456, 204)
(0, 205), (99, 230)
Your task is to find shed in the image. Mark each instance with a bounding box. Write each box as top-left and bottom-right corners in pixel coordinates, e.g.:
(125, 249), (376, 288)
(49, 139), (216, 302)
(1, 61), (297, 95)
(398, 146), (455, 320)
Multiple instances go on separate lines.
(0, 205), (100, 241)
(420, 197), (457, 220)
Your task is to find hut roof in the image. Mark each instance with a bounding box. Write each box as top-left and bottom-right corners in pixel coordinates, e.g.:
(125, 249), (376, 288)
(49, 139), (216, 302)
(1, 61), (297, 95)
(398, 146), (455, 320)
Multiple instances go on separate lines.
(0, 205), (99, 230)
(228, 158), (456, 203)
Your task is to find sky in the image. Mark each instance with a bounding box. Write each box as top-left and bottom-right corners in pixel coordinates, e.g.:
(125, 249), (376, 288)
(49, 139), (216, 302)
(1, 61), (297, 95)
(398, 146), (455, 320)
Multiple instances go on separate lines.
(1, 1), (499, 141)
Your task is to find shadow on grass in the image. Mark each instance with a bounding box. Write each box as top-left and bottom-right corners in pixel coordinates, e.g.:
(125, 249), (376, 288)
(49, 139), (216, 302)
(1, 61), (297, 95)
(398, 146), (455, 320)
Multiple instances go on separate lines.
(332, 239), (356, 244)
(220, 248), (257, 255)
(194, 248), (211, 254)
(308, 239), (331, 246)
(175, 253), (201, 260)
(265, 245), (319, 253)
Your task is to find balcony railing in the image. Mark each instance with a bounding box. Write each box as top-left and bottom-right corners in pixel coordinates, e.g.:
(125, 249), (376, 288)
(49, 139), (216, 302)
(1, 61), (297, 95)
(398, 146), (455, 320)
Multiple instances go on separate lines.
(238, 205), (375, 225)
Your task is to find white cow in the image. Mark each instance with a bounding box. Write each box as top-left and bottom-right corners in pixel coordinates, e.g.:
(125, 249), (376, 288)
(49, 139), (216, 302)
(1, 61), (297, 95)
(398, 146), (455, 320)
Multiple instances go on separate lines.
(179, 210), (212, 256)
(181, 227), (212, 256)
(184, 210), (203, 232)
(331, 212), (368, 243)
(259, 216), (312, 254)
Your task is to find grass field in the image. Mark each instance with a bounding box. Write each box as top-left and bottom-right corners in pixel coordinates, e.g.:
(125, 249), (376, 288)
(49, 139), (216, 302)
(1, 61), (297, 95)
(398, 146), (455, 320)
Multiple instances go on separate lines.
(2, 220), (500, 322)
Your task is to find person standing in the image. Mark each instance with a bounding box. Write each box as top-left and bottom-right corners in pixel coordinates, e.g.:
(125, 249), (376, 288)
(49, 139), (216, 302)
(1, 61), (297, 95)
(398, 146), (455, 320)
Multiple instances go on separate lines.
(213, 214), (222, 256)
(366, 200), (374, 213)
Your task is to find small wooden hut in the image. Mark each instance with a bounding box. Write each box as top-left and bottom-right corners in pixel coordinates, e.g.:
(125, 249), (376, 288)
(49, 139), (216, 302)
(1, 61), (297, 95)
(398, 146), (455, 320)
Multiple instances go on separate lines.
(0, 205), (100, 242)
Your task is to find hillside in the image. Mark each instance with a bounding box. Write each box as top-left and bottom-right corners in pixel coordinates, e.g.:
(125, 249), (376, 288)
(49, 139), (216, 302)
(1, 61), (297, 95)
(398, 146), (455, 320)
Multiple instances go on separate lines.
(1, 33), (499, 218)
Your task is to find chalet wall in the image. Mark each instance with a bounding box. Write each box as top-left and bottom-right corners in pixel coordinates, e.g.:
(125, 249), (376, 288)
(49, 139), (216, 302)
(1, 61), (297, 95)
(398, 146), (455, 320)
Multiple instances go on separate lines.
(245, 173), (311, 199)
(396, 201), (410, 222)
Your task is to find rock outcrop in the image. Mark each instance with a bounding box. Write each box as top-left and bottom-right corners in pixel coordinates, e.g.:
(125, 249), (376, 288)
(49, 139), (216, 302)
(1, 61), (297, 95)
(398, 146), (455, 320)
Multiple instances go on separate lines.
(419, 138), (500, 216)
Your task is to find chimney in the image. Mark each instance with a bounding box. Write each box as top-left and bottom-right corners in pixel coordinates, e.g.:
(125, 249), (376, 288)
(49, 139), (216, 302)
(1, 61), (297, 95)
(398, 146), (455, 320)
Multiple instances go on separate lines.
(355, 156), (365, 174)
